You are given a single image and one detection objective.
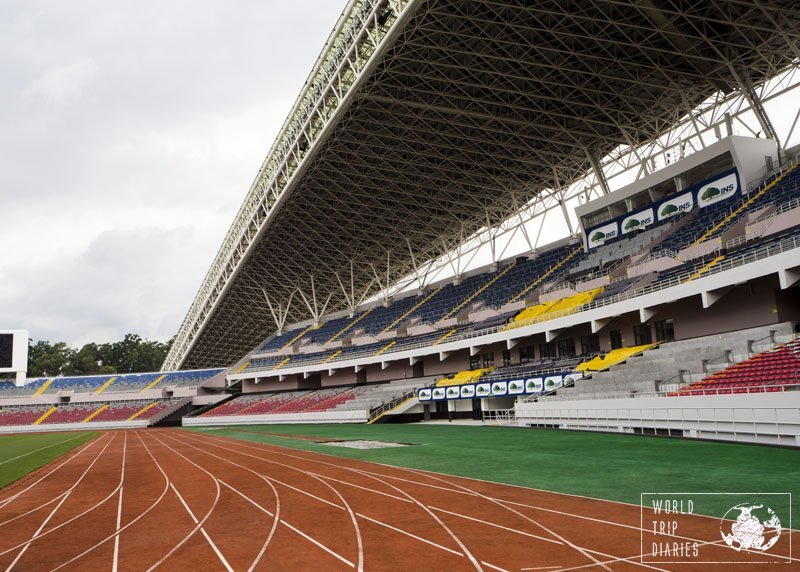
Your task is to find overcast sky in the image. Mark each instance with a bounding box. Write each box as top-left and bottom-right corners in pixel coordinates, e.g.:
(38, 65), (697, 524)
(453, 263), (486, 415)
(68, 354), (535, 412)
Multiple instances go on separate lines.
(0, 1), (344, 346)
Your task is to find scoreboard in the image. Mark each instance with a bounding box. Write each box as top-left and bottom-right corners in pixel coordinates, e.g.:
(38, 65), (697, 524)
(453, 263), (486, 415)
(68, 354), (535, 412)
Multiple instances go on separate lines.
(0, 331), (28, 382)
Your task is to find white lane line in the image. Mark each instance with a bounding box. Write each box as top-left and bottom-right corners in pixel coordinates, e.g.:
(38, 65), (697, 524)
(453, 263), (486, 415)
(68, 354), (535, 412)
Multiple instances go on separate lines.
(220, 480), (354, 568)
(429, 506), (561, 545)
(170, 483), (233, 572)
(50, 431), (171, 571)
(356, 513), (463, 557)
(348, 466), (484, 572)
(3, 434), (120, 567)
(0, 433), (109, 511)
(417, 471), (612, 572)
(5, 490), (71, 571)
(166, 430), (364, 571)
(0, 433), (92, 466)
(310, 472), (412, 504)
(111, 433), (127, 572)
(481, 562), (511, 572)
(143, 433), (226, 572)
(149, 432), (282, 572)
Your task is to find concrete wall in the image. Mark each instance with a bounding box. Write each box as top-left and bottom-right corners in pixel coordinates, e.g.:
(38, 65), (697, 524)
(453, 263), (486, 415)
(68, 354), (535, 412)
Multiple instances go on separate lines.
(184, 409), (368, 426)
(515, 390), (800, 447)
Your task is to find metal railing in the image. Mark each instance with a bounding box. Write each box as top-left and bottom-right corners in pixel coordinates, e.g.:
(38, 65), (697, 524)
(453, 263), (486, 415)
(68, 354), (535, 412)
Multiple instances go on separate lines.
(524, 382), (800, 403)
(367, 388), (417, 423)
(482, 408), (516, 424)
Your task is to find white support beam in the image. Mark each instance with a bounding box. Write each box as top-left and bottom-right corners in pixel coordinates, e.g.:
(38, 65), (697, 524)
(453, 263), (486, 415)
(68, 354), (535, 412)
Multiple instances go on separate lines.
(701, 287), (733, 309)
(546, 329), (563, 342)
(470, 345), (484, 357)
(439, 351), (452, 361)
(639, 306), (662, 322)
(591, 317), (615, 333)
(381, 361), (392, 370)
(778, 267), (800, 290)
(354, 364), (365, 373)
(506, 338), (520, 350)
(327, 368), (337, 376)
(409, 356), (423, 365)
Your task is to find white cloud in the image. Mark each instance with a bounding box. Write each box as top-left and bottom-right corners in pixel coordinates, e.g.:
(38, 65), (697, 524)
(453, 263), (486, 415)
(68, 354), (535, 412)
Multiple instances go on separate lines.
(24, 56), (98, 104)
(0, 0), (343, 346)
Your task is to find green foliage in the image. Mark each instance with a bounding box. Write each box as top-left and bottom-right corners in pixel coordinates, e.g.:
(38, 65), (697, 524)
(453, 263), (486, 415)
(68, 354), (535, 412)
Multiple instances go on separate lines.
(27, 334), (174, 377)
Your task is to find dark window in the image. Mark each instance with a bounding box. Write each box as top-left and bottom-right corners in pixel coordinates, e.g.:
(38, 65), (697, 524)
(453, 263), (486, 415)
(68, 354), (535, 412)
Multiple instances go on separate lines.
(482, 353), (495, 368)
(634, 324), (653, 345)
(501, 349), (511, 367)
(469, 355), (480, 370)
(654, 319), (675, 342)
(557, 338), (576, 358)
(518, 345), (535, 364)
(580, 334), (600, 356)
(610, 330), (623, 350)
(539, 341), (557, 358)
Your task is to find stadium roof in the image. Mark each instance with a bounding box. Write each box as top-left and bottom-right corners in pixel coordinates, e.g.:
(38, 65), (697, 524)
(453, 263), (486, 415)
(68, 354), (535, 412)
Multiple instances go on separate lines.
(165, 0), (800, 370)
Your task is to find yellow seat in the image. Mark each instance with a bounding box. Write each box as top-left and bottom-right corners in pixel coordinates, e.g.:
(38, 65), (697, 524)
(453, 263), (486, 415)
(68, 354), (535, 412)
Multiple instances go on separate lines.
(436, 367), (494, 387)
(576, 343), (658, 373)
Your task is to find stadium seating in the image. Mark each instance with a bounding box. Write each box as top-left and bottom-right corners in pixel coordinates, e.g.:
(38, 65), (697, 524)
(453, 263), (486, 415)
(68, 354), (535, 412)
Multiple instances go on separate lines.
(436, 368), (494, 387)
(0, 405), (50, 426)
(203, 386), (378, 417)
(674, 339), (800, 395)
(40, 404), (100, 424)
(576, 343), (659, 373)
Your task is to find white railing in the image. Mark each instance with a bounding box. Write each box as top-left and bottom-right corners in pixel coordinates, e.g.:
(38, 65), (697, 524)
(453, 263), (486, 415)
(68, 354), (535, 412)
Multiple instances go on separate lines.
(526, 382), (800, 403)
(482, 408), (516, 424)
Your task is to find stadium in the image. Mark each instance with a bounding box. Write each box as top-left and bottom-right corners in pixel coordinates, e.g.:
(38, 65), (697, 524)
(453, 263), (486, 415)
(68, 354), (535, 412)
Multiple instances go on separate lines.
(1, 0), (800, 569)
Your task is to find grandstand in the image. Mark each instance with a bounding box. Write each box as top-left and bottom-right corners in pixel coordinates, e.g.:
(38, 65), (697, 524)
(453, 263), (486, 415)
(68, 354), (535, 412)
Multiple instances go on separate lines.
(2, 1), (798, 445)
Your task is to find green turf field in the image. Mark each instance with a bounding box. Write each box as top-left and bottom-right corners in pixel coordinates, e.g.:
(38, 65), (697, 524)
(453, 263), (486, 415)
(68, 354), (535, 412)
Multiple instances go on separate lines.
(0, 432), (98, 489)
(189, 424), (800, 518)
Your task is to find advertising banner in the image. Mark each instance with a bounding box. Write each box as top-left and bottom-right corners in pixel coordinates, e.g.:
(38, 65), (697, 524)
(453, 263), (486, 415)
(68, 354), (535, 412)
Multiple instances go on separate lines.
(418, 388), (432, 401)
(587, 221), (619, 249)
(446, 386), (460, 399)
(657, 191), (694, 221)
(475, 383), (491, 397)
(696, 171), (739, 208)
(460, 385), (475, 398)
(507, 379), (525, 395)
(544, 375), (564, 391)
(621, 208), (654, 234)
(525, 377), (544, 393)
(432, 387), (446, 400)
(490, 381), (508, 396)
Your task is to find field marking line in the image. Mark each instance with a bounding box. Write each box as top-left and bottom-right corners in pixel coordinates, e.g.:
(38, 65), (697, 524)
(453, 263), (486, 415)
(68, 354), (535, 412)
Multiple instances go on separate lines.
(412, 470), (612, 572)
(176, 431), (559, 572)
(1, 433), (120, 564)
(112, 433), (127, 572)
(0, 432), (92, 466)
(220, 480), (354, 568)
(143, 433), (227, 572)
(481, 562), (511, 572)
(170, 482), (233, 572)
(189, 432), (698, 571)
(356, 512), (463, 557)
(5, 485), (71, 571)
(429, 506), (561, 545)
(168, 432), (364, 572)
(0, 432), (109, 511)
(202, 434), (788, 566)
(50, 431), (173, 571)
(178, 431), (473, 564)
(164, 430), (366, 571)
(152, 431), (282, 572)
(310, 472), (412, 504)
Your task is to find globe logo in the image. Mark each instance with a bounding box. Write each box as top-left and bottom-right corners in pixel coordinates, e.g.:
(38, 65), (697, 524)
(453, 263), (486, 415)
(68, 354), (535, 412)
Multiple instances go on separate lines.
(720, 504), (782, 552)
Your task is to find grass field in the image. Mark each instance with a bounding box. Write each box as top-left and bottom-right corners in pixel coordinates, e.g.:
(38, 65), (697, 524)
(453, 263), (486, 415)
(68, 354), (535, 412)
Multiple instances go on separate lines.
(0, 431), (98, 489)
(189, 424), (800, 519)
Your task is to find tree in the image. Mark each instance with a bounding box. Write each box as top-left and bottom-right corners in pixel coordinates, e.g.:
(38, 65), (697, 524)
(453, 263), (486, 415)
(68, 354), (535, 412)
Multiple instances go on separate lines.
(27, 335), (172, 377)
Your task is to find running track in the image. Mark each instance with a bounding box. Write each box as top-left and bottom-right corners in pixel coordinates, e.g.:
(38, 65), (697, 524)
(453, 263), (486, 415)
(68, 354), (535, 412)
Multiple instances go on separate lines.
(0, 429), (793, 571)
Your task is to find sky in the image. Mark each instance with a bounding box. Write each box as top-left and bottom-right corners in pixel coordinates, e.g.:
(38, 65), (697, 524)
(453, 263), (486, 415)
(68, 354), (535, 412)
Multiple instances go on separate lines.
(0, 1), (345, 346)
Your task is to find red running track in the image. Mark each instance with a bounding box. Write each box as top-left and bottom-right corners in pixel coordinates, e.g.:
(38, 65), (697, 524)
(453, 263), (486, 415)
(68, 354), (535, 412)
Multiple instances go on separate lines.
(0, 429), (794, 571)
